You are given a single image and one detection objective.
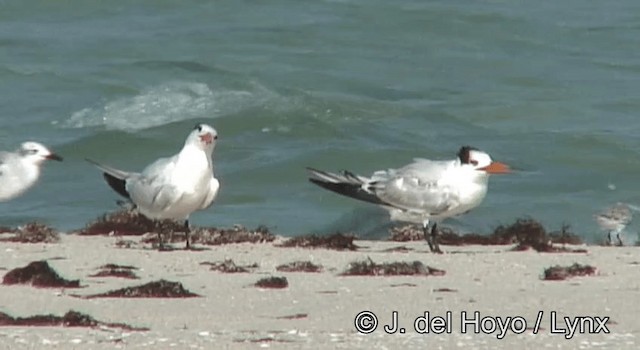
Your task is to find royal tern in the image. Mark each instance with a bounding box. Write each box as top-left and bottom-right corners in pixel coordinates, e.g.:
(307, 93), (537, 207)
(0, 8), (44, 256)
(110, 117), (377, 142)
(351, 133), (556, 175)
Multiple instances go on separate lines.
(594, 202), (632, 246)
(87, 124), (220, 249)
(0, 142), (63, 202)
(308, 146), (510, 253)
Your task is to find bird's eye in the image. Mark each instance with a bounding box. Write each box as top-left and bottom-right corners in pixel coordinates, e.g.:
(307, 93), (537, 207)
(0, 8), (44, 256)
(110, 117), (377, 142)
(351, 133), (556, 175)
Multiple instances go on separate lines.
(194, 124), (202, 132)
(470, 160), (479, 166)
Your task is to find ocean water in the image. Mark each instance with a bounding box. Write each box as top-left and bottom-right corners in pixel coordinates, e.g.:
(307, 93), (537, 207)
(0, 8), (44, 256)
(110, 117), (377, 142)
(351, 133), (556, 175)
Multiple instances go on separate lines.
(1, 0), (640, 242)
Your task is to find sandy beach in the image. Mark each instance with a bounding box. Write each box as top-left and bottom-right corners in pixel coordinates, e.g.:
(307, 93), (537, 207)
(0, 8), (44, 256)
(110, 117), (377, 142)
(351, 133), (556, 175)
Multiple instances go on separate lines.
(0, 230), (638, 349)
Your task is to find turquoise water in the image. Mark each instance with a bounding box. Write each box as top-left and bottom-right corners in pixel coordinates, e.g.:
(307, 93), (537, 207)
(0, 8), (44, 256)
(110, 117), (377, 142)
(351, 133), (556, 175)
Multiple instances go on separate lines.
(1, 1), (640, 241)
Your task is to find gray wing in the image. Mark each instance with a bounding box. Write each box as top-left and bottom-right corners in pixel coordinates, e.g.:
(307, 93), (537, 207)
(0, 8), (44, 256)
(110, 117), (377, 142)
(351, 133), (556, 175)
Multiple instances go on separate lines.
(140, 155), (177, 178)
(199, 177), (220, 210)
(0, 152), (7, 177)
(0, 151), (20, 180)
(126, 155), (181, 212)
(372, 159), (460, 214)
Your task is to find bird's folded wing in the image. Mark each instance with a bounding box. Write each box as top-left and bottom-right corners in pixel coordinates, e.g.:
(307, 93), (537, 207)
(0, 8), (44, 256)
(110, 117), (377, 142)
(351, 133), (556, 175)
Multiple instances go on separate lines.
(0, 152), (14, 177)
(199, 177), (220, 210)
(373, 161), (460, 215)
(127, 175), (181, 213)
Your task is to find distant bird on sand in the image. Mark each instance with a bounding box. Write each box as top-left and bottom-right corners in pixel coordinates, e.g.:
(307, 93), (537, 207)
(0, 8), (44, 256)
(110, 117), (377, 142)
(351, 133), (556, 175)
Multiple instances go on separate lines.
(0, 142), (63, 201)
(87, 124), (220, 250)
(308, 146), (511, 253)
(594, 202), (632, 246)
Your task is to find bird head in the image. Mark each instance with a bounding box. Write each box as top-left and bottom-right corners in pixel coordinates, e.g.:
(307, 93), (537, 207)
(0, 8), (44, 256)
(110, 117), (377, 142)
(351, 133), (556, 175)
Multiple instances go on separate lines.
(19, 142), (63, 164)
(186, 123), (218, 154)
(457, 146), (510, 174)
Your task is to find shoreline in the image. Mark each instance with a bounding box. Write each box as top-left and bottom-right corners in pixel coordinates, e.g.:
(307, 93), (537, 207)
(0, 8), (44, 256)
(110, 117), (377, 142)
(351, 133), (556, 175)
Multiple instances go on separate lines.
(0, 233), (637, 349)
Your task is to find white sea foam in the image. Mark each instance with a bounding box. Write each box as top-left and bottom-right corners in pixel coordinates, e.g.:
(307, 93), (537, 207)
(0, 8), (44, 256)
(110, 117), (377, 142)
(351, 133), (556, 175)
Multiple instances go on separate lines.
(63, 81), (273, 131)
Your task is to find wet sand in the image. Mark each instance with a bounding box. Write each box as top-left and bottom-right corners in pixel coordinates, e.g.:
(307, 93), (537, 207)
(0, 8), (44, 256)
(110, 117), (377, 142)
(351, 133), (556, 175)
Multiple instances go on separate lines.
(0, 234), (638, 349)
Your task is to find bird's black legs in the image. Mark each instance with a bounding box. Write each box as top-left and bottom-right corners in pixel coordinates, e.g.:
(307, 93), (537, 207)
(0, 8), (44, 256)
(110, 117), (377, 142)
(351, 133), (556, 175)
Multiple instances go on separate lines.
(423, 221), (443, 254)
(607, 231), (613, 246)
(157, 230), (166, 251)
(423, 221), (434, 251)
(184, 220), (191, 250)
(430, 223), (443, 254)
(616, 231), (623, 247)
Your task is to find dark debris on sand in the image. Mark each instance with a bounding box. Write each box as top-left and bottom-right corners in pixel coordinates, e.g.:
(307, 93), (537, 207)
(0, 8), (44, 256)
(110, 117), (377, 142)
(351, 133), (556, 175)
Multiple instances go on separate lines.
(235, 337), (295, 344)
(74, 210), (174, 236)
(0, 310), (148, 331)
(255, 276), (288, 289)
(276, 261), (323, 273)
(381, 246), (414, 253)
(277, 233), (358, 251)
(80, 279), (199, 298)
(2, 261), (80, 288)
(504, 219), (587, 253)
(75, 210), (275, 246)
(89, 264), (139, 279)
(189, 225), (275, 245)
(389, 224), (517, 245)
(276, 313), (308, 320)
(389, 219), (585, 251)
(389, 225), (425, 242)
(201, 259), (258, 273)
(0, 223), (59, 243)
(543, 263), (597, 281)
(548, 224), (584, 245)
(340, 258), (445, 277)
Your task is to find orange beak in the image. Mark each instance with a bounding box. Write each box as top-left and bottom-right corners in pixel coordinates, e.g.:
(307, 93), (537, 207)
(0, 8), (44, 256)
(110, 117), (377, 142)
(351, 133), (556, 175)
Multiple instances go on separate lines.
(199, 133), (213, 145)
(479, 161), (510, 174)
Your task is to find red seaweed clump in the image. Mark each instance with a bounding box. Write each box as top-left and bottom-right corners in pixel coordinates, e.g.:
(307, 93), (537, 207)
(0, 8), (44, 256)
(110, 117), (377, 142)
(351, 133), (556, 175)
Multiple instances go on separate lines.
(0, 223), (59, 243)
(74, 210), (178, 236)
(381, 246), (414, 253)
(0, 310), (148, 331)
(389, 225), (425, 242)
(89, 264), (139, 279)
(2, 261), (80, 288)
(276, 313), (308, 320)
(548, 224), (584, 245)
(189, 225), (275, 245)
(503, 219), (587, 253)
(340, 258), (445, 277)
(201, 259), (258, 273)
(255, 276), (288, 289)
(389, 224), (517, 245)
(389, 219), (585, 249)
(543, 263), (597, 281)
(80, 279), (199, 298)
(276, 261), (323, 273)
(277, 233), (358, 251)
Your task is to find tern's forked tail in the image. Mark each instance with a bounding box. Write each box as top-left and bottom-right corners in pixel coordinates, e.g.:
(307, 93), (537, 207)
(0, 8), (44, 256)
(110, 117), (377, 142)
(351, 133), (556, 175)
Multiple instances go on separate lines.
(85, 158), (131, 200)
(306, 167), (389, 206)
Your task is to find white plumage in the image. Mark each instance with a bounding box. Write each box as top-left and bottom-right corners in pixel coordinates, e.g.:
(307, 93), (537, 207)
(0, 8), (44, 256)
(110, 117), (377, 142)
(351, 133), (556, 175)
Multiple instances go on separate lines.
(88, 124), (220, 249)
(308, 146), (510, 253)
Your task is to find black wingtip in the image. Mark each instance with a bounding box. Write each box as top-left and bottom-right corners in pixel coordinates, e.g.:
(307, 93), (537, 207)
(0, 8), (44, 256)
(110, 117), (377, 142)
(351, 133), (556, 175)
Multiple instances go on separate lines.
(103, 172), (130, 199)
(308, 178), (389, 207)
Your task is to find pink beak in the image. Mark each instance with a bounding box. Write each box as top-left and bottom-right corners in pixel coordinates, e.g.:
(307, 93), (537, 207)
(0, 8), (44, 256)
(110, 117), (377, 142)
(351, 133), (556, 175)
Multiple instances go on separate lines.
(199, 133), (213, 145)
